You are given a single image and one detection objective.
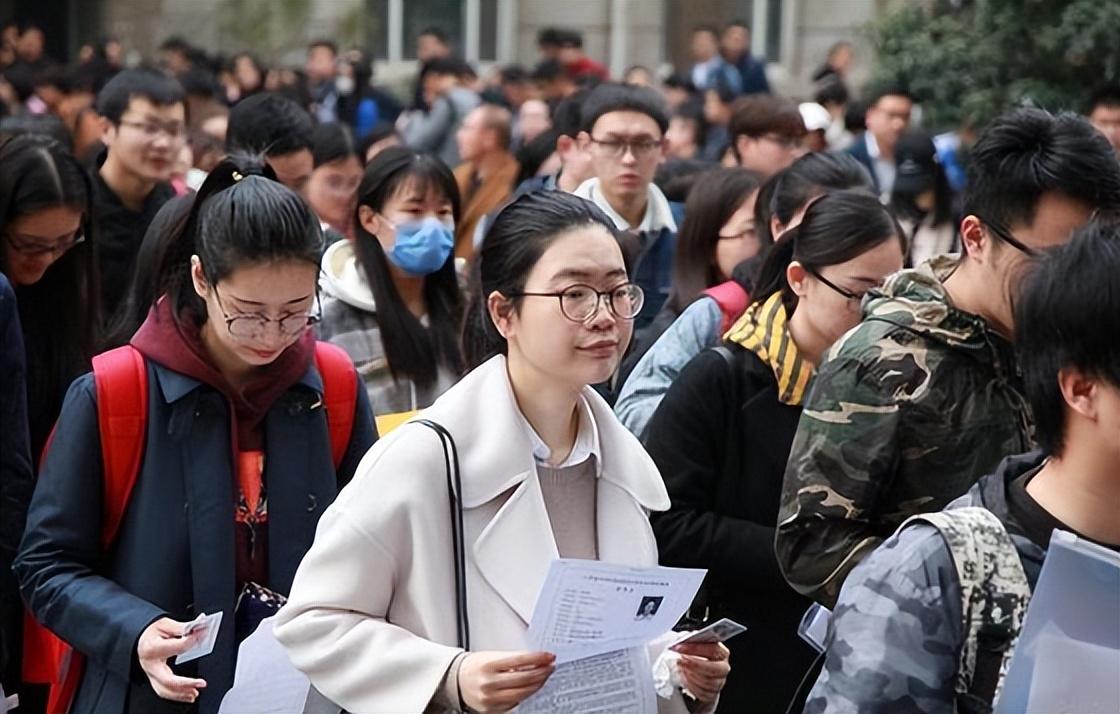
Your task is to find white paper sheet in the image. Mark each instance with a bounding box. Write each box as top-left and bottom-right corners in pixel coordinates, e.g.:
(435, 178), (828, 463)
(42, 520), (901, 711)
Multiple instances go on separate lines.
(525, 559), (706, 664)
(1025, 632), (1120, 713)
(218, 616), (339, 714)
(518, 647), (655, 714)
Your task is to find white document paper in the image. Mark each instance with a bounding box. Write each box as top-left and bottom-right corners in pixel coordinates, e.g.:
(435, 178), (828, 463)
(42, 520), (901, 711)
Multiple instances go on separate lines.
(218, 616), (339, 714)
(518, 647), (655, 714)
(526, 559), (706, 664)
(175, 611), (223, 664)
(1025, 631), (1120, 713)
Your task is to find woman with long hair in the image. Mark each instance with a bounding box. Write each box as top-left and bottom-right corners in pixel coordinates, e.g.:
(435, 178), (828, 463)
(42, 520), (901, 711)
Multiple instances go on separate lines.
(318, 146), (464, 420)
(15, 156), (376, 714)
(644, 190), (906, 712)
(276, 190), (731, 713)
(307, 122), (363, 241)
(614, 152), (874, 437)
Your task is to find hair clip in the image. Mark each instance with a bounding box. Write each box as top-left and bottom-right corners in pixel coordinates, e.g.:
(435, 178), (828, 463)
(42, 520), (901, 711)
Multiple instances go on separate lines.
(232, 170), (244, 182)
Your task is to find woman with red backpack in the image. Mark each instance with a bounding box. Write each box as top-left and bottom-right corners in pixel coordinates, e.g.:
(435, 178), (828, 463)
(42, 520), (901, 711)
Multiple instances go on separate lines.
(14, 156), (376, 714)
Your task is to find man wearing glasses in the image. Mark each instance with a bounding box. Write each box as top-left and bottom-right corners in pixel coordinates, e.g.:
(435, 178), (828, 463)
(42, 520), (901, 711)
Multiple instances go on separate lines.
(93, 68), (186, 320)
(776, 108), (1120, 609)
(572, 83), (675, 328)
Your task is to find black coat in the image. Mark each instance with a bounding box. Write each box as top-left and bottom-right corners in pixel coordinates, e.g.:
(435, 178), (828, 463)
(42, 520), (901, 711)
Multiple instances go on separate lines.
(14, 358), (376, 714)
(91, 169), (175, 321)
(0, 274), (33, 692)
(645, 343), (816, 713)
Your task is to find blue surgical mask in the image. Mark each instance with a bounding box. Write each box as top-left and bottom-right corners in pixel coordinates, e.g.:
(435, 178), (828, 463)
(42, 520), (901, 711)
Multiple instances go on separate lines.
(384, 216), (454, 276)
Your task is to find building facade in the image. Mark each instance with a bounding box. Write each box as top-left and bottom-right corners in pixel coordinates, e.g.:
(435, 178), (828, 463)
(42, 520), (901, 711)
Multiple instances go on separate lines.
(9, 0), (886, 99)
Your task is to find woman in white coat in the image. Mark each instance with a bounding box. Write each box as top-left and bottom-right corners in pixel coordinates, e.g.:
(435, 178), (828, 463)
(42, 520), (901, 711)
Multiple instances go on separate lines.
(275, 190), (730, 712)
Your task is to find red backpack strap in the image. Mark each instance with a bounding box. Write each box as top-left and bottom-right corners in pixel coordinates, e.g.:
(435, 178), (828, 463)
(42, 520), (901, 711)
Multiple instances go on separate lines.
(91, 345), (149, 548)
(703, 281), (751, 335)
(314, 342), (358, 470)
(24, 346), (148, 712)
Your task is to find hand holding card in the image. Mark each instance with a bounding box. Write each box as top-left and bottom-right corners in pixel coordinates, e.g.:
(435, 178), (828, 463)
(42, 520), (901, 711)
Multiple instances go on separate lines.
(671, 618), (748, 647)
(136, 617), (210, 704)
(176, 611), (223, 664)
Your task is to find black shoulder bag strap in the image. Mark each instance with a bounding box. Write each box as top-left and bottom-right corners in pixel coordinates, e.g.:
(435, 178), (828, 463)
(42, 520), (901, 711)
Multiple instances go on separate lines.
(415, 419), (470, 651)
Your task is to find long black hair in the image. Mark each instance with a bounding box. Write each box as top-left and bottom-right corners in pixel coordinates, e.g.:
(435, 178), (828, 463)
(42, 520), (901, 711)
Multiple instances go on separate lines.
(667, 167), (760, 314)
(753, 189), (906, 316)
(353, 146), (464, 387)
(462, 190), (620, 370)
(0, 133), (100, 456)
(761, 152), (874, 244)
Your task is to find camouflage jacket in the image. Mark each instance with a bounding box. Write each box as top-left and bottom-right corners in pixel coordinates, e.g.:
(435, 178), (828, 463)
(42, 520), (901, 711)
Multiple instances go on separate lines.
(804, 452), (1047, 714)
(776, 256), (1034, 607)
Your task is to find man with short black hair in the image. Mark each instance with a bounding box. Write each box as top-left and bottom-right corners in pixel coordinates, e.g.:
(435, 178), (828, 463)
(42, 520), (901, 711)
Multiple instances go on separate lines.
(573, 83), (675, 325)
(728, 94), (806, 176)
(721, 20), (769, 95)
(306, 39), (340, 123)
(517, 88), (593, 194)
(226, 92), (315, 195)
(417, 26), (451, 63)
(453, 104), (519, 258)
(806, 221), (1120, 711)
(847, 84), (913, 197)
(1087, 83), (1120, 154)
(777, 108), (1120, 608)
(93, 68), (186, 319)
(531, 58), (578, 103)
(557, 29), (608, 82)
(690, 26), (740, 95)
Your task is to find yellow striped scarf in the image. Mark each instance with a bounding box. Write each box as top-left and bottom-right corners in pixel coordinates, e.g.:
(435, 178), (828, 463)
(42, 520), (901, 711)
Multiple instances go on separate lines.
(724, 292), (814, 406)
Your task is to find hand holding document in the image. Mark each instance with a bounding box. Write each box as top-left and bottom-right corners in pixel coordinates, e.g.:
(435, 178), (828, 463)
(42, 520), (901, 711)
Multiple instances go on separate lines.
(520, 559), (708, 712)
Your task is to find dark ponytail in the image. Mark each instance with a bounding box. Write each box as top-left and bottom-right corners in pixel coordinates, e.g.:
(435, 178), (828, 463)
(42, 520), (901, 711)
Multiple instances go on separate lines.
(753, 189), (906, 315)
(756, 152), (875, 247)
(462, 191), (619, 370)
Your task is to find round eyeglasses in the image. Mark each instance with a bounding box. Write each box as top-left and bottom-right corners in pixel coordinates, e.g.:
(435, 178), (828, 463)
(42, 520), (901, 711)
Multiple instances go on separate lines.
(508, 283), (645, 323)
(213, 286), (321, 341)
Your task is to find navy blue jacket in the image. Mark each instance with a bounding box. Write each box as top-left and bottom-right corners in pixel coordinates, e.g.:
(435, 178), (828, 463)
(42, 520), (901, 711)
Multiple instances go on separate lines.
(845, 133), (880, 193)
(0, 273), (32, 691)
(632, 226), (678, 330)
(14, 357), (376, 714)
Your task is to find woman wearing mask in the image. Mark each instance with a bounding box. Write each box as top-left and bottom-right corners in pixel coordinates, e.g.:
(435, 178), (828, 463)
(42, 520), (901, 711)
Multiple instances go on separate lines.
(306, 122), (363, 241)
(615, 152), (873, 437)
(318, 147), (464, 422)
(15, 157), (376, 714)
(275, 191), (731, 713)
(644, 190), (906, 712)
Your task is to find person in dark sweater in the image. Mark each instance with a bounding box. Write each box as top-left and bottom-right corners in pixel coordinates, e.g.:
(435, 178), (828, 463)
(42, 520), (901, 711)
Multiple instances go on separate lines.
(645, 190), (906, 712)
(91, 69), (185, 321)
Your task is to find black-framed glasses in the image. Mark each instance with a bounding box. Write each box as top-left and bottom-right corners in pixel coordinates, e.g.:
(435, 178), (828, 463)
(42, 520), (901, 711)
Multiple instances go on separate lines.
(117, 119), (186, 141)
(589, 136), (663, 159)
(805, 266), (863, 302)
(212, 286), (321, 341)
(508, 283), (645, 323)
(981, 219), (1041, 258)
(5, 230), (86, 257)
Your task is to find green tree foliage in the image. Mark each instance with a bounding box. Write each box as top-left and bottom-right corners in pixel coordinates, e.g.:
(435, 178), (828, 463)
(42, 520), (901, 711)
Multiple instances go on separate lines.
(869, 0), (1120, 131)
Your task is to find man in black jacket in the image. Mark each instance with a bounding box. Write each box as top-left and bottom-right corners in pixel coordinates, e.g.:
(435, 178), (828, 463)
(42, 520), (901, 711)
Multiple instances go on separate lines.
(91, 69), (185, 321)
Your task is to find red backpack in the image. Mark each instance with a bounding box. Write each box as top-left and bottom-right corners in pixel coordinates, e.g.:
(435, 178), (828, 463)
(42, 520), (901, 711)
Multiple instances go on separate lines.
(23, 342), (357, 713)
(703, 280), (751, 335)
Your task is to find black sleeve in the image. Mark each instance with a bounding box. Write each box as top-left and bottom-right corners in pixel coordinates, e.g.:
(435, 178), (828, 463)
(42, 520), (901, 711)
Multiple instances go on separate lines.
(0, 277), (33, 682)
(646, 349), (787, 594)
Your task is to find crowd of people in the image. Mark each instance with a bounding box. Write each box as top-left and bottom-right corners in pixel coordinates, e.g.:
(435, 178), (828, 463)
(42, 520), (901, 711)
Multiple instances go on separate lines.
(1, 15), (1120, 714)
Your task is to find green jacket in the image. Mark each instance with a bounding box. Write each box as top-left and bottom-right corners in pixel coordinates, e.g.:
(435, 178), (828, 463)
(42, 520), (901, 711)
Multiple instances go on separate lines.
(776, 256), (1034, 607)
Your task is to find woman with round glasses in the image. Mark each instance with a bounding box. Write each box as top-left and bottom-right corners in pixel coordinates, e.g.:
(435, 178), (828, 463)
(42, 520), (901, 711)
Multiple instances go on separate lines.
(15, 156), (376, 714)
(276, 191), (731, 713)
(644, 190), (906, 712)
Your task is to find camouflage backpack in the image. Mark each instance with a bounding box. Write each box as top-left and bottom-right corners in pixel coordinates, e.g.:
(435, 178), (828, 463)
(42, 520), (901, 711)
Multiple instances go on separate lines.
(903, 507), (1032, 714)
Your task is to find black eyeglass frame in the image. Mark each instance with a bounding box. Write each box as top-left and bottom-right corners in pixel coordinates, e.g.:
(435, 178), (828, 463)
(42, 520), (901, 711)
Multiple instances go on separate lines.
(506, 282), (646, 323)
(212, 285), (322, 341)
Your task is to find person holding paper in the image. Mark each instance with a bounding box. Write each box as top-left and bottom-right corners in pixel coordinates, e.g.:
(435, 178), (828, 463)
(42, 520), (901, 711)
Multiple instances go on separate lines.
(645, 190), (906, 712)
(807, 221), (1120, 712)
(275, 190), (730, 713)
(13, 157), (376, 714)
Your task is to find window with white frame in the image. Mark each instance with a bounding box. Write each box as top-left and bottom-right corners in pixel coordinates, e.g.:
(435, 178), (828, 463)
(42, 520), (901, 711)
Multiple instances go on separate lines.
(365, 0), (509, 64)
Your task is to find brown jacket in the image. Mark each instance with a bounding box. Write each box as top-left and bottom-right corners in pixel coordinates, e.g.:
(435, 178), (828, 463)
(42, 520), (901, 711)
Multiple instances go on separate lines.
(453, 152), (520, 259)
